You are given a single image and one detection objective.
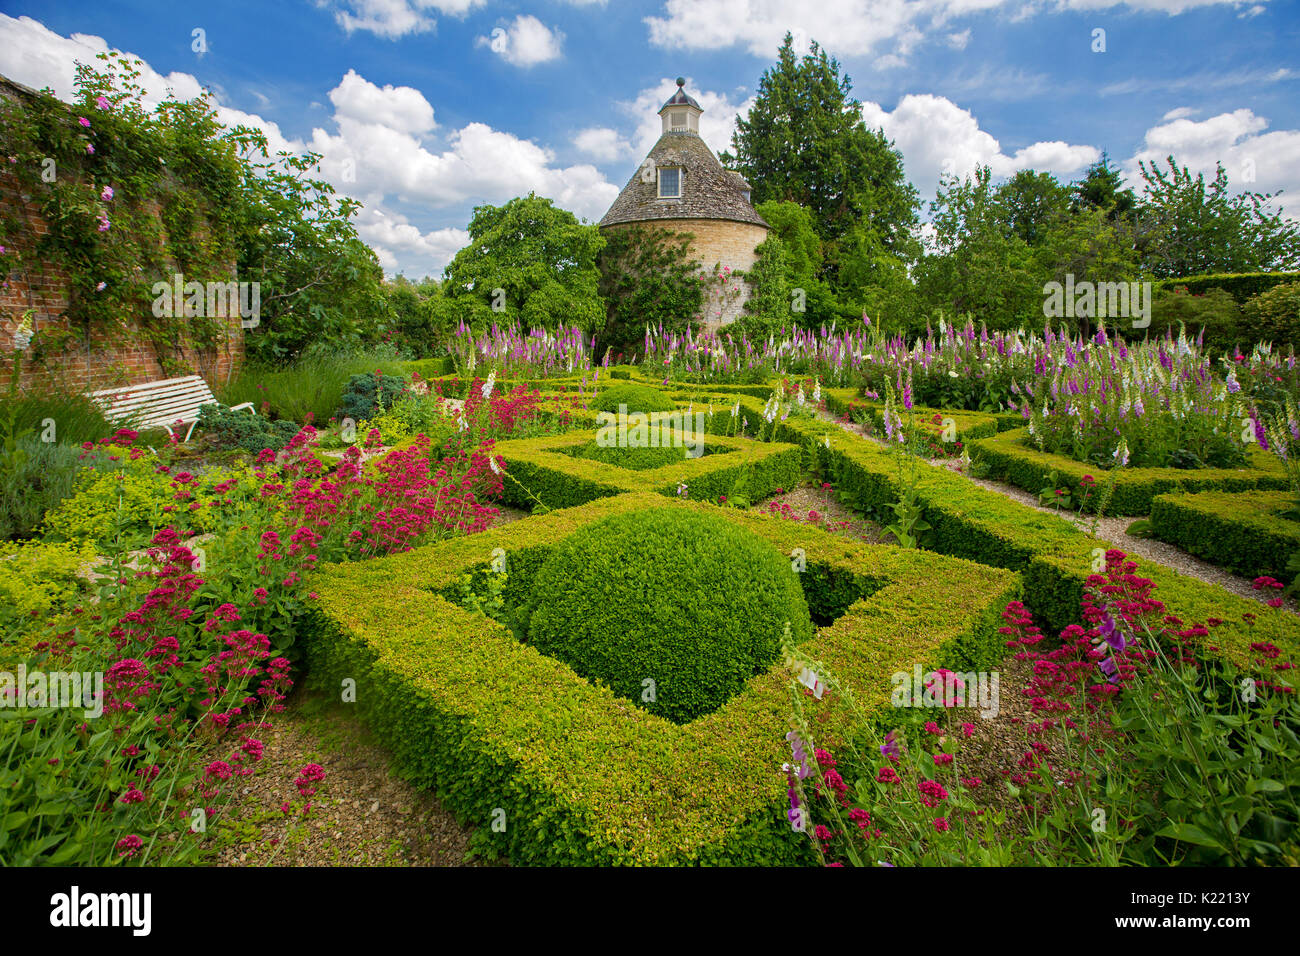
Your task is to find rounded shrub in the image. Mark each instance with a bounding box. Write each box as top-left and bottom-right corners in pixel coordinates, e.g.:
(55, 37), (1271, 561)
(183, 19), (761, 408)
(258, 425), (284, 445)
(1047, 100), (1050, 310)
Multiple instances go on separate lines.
(578, 439), (692, 471)
(590, 383), (678, 415)
(525, 508), (813, 723)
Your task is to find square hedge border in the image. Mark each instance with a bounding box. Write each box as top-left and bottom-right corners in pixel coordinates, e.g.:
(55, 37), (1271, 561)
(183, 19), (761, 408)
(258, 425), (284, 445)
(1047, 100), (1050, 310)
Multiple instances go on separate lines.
(971, 427), (1288, 516)
(302, 492), (1020, 865)
(1151, 490), (1300, 581)
(493, 428), (804, 511)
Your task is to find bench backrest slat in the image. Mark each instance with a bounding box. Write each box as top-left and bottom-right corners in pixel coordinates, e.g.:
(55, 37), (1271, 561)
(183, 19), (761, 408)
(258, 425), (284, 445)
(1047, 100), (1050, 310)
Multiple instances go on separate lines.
(88, 375), (219, 426)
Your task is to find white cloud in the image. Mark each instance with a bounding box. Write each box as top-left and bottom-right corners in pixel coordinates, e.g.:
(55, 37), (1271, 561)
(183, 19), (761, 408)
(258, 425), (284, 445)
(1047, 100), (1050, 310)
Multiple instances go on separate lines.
(356, 205), (468, 275)
(1123, 108), (1300, 218)
(859, 93), (1099, 202)
(477, 15), (564, 67)
(574, 126), (632, 161)
(329, 68), (436, 133)
(1162, 106), (1199, 121)
(947, 29), (972, 50)
(326, 0), (486, 40)
(644, 0), (1269, 61)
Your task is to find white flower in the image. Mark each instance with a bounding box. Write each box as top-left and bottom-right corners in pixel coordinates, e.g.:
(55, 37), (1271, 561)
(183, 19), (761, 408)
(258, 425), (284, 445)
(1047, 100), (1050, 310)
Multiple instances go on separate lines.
(488, 456), (500, 475)
(458, 416), (468, 432)
(948, 369), (958, 378)
(481, 371), (496, 401)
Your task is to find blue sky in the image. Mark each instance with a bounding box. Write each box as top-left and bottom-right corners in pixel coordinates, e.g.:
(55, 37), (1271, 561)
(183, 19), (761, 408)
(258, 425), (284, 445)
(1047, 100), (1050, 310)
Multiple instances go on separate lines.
(1, 0), (1297, 279)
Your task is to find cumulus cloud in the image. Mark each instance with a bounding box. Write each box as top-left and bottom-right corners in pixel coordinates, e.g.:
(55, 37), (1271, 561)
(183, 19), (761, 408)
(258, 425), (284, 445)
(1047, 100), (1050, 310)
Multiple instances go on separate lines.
(477, 15), (564, 67)
(574, 127), (632, 161)
(859, 93), (1099, 202)
(325, 0), (486, 40)
(329, 69), (436, 133)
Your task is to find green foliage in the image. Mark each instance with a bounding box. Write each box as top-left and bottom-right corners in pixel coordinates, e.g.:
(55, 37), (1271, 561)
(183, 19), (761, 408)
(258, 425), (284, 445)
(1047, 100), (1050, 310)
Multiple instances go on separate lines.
(379, 276), (445, 357)
(339, 372), (408, 423)
(1154, 270), (1300, 303)
(495, 428), (802, 512)
(525, 509), (813, 723)
(439, 194), (605, 333)
(596, 225), (703, 353)
(0, 436), (87, 540)
(197, 403), (298, 452)
(590, 382), (678, 415)
(217, 348), (409, 424)
(0, 538), (97, 632)
(303, 492), (1017, 864)
(974, 427), (1281, 515)
(1240, 282), (1300, 349)
(1148, 287), (1242, 353)
(722, 34), (919, 256)
(576, 439), (693, 471)
(1136, 157), (1300, 279)
(41, 443), (259, 550)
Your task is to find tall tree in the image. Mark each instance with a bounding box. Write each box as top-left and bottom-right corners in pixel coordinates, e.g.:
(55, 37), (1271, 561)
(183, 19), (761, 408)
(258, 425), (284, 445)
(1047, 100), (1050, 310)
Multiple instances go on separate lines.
(1135, 157), (1300, 278)
(720, 34), (919, 261)
(437, 193), (606, 332)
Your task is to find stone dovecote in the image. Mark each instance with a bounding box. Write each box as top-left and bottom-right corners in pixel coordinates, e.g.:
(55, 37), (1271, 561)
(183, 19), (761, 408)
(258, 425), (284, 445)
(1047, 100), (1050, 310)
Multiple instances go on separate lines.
(598, 78), (768, 331)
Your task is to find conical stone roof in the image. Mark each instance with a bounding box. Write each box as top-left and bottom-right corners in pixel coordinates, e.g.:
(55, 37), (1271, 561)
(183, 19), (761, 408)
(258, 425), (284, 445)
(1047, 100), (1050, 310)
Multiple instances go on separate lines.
(598, 130), (768, 230)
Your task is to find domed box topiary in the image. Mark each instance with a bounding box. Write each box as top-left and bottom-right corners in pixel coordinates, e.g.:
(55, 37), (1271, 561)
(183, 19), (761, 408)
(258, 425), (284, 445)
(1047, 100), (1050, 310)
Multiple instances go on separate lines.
(524, 508), (814, 723)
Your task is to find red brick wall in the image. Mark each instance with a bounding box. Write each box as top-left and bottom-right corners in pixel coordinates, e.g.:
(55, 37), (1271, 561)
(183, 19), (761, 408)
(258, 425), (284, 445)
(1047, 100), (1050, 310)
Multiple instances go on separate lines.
(0, 76), (244, 396)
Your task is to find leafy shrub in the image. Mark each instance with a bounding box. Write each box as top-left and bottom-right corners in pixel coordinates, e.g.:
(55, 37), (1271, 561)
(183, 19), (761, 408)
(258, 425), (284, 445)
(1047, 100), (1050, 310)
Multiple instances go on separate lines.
(218, 350), (409, 424)
(0, 436), (87, 540)
(339, 372), (407, 423)
(1241, 282), (1300, 349)
(364, 392), (455, 449)
(1148, 287), (1242, 353)
(590, 383), (678, 415)
(1156, 271), (1300, 303)
(197, 404), (299, 453)
(0, 538), (97, 634)
(524, 508), (814, 723)
(42, 443), (259, 550)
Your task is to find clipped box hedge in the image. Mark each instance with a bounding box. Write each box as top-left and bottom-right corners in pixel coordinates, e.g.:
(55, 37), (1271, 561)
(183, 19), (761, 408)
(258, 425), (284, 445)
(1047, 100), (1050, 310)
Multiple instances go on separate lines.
(493, 428), (803, 511)
(971, 427), (1287, 516)
(756, 411), (1300, 665)
(1151, 490), (1300, 580)
(303, 492), (1019, 865)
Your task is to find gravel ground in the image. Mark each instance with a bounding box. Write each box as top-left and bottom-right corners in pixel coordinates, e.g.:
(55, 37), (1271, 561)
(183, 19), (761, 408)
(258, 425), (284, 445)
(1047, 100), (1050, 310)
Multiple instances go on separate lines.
(207, 689), (491, 867)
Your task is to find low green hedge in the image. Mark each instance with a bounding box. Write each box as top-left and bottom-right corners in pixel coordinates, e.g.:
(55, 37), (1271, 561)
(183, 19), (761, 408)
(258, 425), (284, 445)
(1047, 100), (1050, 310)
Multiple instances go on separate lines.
(494, 429), (803, 511)
(303, 493), (1019, 865)
(971, 428), (1287, 516)
(761, 412), (1300, 665)
(1151, 490), (1300, 580)
(1155, 271), (1300, 303)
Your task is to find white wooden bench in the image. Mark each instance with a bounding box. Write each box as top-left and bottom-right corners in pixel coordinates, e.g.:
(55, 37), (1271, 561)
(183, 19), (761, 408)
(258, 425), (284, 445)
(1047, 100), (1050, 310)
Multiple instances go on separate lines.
(89, 374), (254, 442)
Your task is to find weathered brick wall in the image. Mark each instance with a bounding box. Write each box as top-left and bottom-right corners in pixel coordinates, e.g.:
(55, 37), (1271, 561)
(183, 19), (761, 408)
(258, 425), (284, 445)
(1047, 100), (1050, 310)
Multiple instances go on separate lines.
(0, 75), (244, 396)
(604, 218), (768, 332)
